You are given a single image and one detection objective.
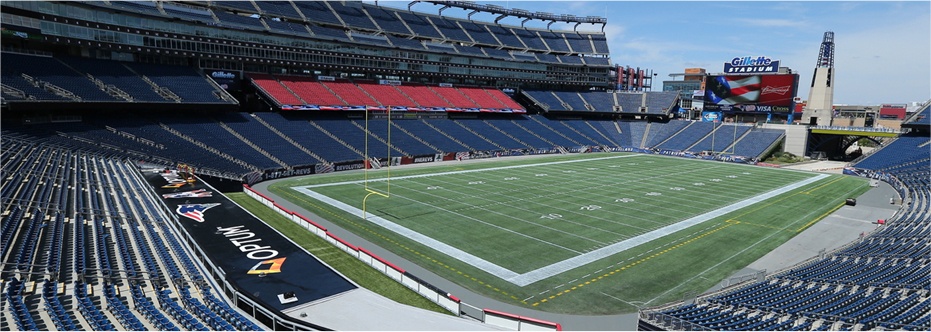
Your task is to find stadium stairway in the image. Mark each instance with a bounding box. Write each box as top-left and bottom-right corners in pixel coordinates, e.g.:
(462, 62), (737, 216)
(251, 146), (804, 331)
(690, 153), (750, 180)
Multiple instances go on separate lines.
(527, 116), (584, 146)
(451, 120), (507, 151)
(508, 119), (560, 148)
(216, 120), (289, 168)
(456, 119), (525, 149)
(733, 129), (786, 160)
(631, 121), (649, 149)
(249, 73), (305, 106)
(487, 119), (553, 149)
(648, 121), (694, 149)
(417, 119), (479, 152)
(250, 113), (328, 163)
(306, 120), (366, 157)
(389, 121), (444, 154)
(396, 84), (451, 109)
(349, 120), (410, 156)
(718, 127), (754, 155)
(157, 122), (261, 172)
(431, 86), (479, 109)
(549, 92), (573, 111)
(584, 120), (621, 147)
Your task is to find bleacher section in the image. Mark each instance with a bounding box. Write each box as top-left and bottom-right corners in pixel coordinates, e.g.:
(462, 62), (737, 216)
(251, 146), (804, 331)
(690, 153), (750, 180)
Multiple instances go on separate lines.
(904, 104), (930, 126)
(655, 122), (716, 151)
(57, 56), (167, 102)
(253, 1), (302, 20)
(213, 10), (266, 30)
(644, 91), (680, 114)
(255, 113), (362, 163)
(688, 124), (753, 153)
(853, 134), (931, 172)
(1, 52), (234, 104)
(397, 84), (452, 109)
(123, 62), (232, 104)
(2, 52), (119, 102)
(732, 129), (785, 160)
(83, 1), (612, 68)
(0, 137), (263, 331)
(1, 110), (788, 181)
(250, 74), (525, 112)
(263, 18), (309, 36)
(160, 2), (215, 23)
(396, 11), (443, 39)
(642, 131), (931, 331)
(521, 90), (680, 114)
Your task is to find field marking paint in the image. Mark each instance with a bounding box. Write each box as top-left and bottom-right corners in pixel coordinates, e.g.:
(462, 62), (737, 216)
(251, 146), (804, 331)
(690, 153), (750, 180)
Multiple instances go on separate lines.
(295, 166), (829, 286)
(531, 222), (735, 307)
(275, 189), (518, 301)
(506, 173), (829, 286)
(301, 154), (642, 188)
(294, 187), (521, 280)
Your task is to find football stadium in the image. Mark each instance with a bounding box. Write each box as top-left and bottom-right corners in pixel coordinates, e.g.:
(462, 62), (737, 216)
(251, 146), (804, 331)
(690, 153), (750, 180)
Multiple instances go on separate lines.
(1, 1), (929, 331)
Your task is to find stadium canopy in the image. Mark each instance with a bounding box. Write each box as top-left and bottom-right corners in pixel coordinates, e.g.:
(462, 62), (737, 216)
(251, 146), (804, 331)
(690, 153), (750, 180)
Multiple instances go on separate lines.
(409, 0), (607, 30)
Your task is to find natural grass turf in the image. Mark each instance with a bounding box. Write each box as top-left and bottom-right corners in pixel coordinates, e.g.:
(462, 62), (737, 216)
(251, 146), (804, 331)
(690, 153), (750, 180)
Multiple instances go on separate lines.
(265, 153), (871, 314)
(225, 192), (451, 315)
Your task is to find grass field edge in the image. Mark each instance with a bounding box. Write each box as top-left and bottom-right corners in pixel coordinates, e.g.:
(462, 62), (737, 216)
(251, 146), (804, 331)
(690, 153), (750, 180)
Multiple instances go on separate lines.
(263, 156), (875, 315)
(224, 192), (452, 316)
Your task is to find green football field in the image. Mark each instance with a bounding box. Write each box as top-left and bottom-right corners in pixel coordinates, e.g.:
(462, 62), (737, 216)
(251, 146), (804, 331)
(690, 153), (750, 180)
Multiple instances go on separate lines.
(268, 153), (870, 314)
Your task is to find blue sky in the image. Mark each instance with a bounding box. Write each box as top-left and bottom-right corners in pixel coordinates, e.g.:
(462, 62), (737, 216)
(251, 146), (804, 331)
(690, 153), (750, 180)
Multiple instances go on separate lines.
(379, 1), (930, 106)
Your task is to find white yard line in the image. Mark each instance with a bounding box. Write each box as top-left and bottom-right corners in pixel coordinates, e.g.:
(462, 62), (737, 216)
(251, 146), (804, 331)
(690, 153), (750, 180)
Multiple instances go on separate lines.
(505, 174), (829, 286)
(294, 186), (521, 280)
(294, 155), (830, 287)
(302, 154), (642, 188)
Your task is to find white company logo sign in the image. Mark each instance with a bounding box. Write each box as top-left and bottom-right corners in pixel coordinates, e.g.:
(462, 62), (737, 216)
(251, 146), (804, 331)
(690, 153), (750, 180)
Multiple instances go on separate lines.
(761, 86), (791, 95)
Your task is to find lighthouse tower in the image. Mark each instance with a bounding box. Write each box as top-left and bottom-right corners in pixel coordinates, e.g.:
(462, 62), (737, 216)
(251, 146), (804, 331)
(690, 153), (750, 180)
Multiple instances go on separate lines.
(801, 31), (835, 126)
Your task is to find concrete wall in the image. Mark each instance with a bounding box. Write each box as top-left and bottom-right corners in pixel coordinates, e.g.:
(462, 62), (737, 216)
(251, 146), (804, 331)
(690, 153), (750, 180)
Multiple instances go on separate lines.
(761, 123), (809, 156)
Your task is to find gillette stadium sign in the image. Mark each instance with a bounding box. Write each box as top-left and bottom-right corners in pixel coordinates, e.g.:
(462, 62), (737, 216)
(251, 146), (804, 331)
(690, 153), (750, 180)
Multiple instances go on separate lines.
(724, 56), (780, 73)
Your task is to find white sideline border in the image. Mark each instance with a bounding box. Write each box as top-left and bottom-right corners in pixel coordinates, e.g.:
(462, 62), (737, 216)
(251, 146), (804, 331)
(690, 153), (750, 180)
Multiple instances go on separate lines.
(293, 155), (829, 287)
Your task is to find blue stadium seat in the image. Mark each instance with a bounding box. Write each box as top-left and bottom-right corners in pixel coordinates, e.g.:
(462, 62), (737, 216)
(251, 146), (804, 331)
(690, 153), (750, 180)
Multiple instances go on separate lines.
(330, 1), (379, 31)
(396, 11), (443, 39)
(293, 1), (342, 25)
(253, 1), (302, 20)
(2, 52), (118, 102)
(122, 62), (231, 103)
(264, 18), (309, 36)
(366, 8), (411, 35)
(429, 16), (472, 43)
(161, 2), (215, 23)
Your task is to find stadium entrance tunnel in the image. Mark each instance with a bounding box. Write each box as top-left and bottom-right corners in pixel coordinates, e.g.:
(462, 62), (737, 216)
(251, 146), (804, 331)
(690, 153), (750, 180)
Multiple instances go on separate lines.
(806, 133), (883, 161)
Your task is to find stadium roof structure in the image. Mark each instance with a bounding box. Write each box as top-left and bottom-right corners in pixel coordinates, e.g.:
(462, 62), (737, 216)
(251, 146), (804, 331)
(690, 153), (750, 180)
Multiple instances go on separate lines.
(415, 0), (608, 30)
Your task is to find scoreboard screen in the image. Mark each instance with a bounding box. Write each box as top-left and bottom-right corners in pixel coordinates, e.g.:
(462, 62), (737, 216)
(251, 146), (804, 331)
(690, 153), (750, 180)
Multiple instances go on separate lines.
(703, 74), (798, 112)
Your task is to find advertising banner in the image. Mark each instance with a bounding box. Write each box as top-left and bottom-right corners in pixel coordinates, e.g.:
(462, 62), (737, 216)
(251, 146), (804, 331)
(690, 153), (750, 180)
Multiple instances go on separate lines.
(704, 74), (797, 112)
(144, 171), (356, 312)
(262, 164), (316, 181)
(412, 155), (435, 164)
(723, 56), (780, 73)
(206, 70), (241, 90)
(701, 111), (723, 122)
(333, 160), (366, 172)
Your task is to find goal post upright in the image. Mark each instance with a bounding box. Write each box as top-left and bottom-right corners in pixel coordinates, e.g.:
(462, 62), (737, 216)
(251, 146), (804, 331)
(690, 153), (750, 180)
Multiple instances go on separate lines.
(362, 106), (391, 219)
